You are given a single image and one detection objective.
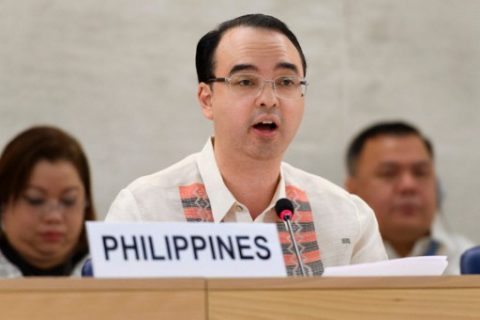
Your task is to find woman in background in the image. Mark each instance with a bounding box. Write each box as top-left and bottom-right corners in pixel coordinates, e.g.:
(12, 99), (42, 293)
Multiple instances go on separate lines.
(0, 126), (96, 277)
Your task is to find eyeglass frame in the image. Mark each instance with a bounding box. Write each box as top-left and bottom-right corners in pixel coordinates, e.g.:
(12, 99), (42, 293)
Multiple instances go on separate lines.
(207, 74), (308, 100)
(20, 195), (88, 216)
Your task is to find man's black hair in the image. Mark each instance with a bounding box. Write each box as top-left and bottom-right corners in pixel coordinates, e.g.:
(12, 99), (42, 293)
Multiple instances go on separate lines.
(346, 121), (434, 176)
(195, 13), (307, 83)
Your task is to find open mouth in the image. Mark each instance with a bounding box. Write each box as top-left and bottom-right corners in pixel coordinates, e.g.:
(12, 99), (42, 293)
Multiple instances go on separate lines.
(253, 120), (278, 131)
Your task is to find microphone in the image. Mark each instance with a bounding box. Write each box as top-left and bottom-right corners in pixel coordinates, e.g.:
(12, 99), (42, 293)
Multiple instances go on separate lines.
(275, 198), (307, 276)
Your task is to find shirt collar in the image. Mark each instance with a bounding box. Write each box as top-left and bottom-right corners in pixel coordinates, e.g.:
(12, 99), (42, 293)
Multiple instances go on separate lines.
(265, 166), (286, 213)
(196, 137), (286, 222)
(197, 138), (236, 223)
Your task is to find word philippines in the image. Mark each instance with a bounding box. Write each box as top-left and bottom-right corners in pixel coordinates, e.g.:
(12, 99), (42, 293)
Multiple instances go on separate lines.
(101, 234), (272, 262)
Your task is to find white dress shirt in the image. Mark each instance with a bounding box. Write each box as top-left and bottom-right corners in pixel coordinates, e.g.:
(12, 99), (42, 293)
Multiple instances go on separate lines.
(106, 138), (387, 275)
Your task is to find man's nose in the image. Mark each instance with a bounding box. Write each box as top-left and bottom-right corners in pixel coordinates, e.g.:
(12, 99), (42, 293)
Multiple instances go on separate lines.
(255, 80), (279, 108)
(397, 173), (419, 191)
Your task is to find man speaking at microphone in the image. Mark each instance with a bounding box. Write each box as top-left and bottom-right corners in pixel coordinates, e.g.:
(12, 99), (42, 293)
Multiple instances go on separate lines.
(105, 14), (387, 276)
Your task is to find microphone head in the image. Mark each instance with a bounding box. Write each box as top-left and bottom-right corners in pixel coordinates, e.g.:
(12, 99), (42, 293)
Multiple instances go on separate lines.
(275, 198), (294, 221)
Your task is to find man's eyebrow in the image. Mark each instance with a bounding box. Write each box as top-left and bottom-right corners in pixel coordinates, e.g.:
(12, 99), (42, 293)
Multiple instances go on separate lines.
(378, 160), (433, 168)
(228, 64), (258, 76)
(377, 162), (399, 168)
(227, 62), (300, 76)
(412, 161), (434, 168)
(275, 62), (300, 74)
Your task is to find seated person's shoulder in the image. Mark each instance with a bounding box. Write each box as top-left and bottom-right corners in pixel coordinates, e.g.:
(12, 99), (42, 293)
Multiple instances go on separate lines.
(106, 153), (200, 221)
(127, 153), (199, 194)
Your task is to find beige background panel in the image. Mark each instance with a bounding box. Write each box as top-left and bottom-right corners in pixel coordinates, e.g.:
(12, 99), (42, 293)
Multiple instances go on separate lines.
(1, 1), (479, 242)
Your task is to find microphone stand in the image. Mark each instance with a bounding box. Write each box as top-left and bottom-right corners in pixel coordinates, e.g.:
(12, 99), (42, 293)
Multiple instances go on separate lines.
(284, 216), (307, 276)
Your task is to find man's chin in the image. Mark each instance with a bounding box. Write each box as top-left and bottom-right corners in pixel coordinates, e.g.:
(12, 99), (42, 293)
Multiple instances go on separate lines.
(387, 224), (430, 240)
(394, 208), (422, 218)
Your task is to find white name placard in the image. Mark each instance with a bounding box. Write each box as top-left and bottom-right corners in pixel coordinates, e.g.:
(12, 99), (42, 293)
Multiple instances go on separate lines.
(86, 222), (287, 278)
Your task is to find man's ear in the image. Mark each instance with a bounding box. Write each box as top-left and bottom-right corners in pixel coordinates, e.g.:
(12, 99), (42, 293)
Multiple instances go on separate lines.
(198, 83), (213, 120)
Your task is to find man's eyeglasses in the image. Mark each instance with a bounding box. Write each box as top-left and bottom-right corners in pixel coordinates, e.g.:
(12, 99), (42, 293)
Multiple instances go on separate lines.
(208, 74), (308, 100)
(21, 195), (86, 216)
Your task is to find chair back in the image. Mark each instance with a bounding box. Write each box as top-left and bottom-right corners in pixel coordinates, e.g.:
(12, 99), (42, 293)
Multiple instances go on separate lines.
(81, 258), (94, 277)
(460, 246), (480, 274)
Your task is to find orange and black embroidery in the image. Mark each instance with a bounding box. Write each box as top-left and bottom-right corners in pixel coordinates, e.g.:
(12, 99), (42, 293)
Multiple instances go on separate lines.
(178, 183), (324, 276)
